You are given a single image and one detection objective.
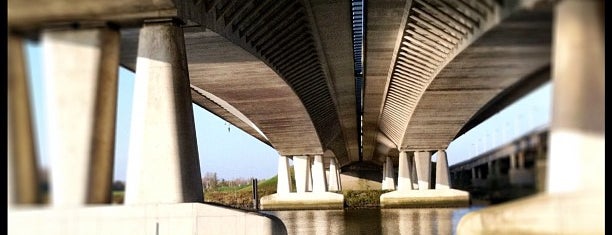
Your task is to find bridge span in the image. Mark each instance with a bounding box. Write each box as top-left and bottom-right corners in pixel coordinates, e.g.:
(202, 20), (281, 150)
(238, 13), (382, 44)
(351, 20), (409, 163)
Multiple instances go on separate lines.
(8, 0), (603, 234)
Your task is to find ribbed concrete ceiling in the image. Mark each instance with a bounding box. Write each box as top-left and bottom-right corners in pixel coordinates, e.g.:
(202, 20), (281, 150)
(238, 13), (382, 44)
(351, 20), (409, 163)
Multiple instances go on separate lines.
(364, 0), (553, 162)
(401, 7), (552, 150)
(120, 0), (359, 165)
(121, 28), (323, 156)
(362, 0), (408, 163)
(197, 0), (358, 164)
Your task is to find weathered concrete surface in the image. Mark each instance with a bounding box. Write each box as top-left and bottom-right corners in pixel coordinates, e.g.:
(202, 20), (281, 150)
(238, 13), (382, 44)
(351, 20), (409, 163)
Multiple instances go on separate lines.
(327, 158), (341, 191)
(125, 22), (202, 204)
(457, 192), (604, 235)
(260, 192), (344, 211)
(340, 171), (382, 191)
(42, 27), (120, 206)
(380, 189), (469, 208)
(362, 0), (408, 162)
(8, 203), (288, 235)
(305, 0), (359, 163)
(276, 156), (292, 194)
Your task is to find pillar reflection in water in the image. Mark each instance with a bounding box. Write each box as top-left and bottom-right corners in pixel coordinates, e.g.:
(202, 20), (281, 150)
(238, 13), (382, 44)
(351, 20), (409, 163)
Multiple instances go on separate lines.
(384, 208), (455, 235)
(344, 209), (382, 234)
(264, 207), (477, 235)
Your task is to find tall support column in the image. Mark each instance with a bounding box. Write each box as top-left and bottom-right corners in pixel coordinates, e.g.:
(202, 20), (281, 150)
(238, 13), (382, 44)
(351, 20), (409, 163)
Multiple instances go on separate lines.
(125, 21), (202, 204)
(384, 157), (396, 190)
(42, 26), (120, 206)
(381, 160), (387, 189)
(510, 153), (517, 169)
(414, 151), (431, 190)
(435, 150), (450, 189)
(8, 34), (40, 205)
(328, 158), (340, 191)
(548, 0), (604, 193)
(306, 157), (313, 192)
(517, 152), (525, 169)
(471, 168), (476, 180)
(311, 155), (327, 193)
(397, 151), (412, 190)
(336, 164), (342, 191)
(410, 155), (419, 189)
(293, 156), (309, 193)
(277, 156), (292, 194)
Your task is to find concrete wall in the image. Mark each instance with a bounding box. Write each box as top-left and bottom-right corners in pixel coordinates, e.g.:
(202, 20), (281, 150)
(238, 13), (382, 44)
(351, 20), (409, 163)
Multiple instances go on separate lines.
(340, 172), (382, 191)
(9, 203), (287, 235)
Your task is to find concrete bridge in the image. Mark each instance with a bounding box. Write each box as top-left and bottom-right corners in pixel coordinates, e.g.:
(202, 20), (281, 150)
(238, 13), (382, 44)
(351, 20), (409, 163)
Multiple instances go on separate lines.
(8, 0), (603, 234)
(450, 125), (549, 202)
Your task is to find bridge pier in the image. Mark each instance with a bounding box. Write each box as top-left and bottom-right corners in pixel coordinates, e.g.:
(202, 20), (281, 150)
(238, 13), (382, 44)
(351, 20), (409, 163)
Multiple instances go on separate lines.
(396, 151), (413, 190)
(327, 158), (341, 192)
(435, 150), (450, 190)
(380, 150), (469, 208)
(292, 155), (310, 193)
(8, 18), (287, 235)
(260, 155), (344, 210)
(414, 151), (431, 190)
(276, 156), (292, 194)
(124, 21), (202, 204)
(42, 26), (120, 206)
(382, 156), (396, 190)
(458, 1), (604, 233)
(8, 34), (41, 205)
(311, 155), (328, 193)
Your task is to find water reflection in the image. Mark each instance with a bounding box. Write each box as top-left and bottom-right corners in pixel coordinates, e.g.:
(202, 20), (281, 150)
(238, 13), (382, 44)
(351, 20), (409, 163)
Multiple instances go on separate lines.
(264, 207), (481, 235)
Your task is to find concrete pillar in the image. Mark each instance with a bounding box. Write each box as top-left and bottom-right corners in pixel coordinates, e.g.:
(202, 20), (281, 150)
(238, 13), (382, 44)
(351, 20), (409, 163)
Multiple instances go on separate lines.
(471, 168), (476, 180)
(293, 155), (309, 193)
(277, 156), (292, 194)
(436, 209), (453, 235)
(397, 151), (412, 191)
(328, 158), (340, 191)
(311, 155), (327, 193)
(8, 34), (41, 205)
(548, 0), (604, 193)
(125, 21), (203, 204)
(487, 161), (493, 177)
(510, 154), (517, 169)
(517, 151), (525, 169)
(381, 160), (387, 189)
(410, 155), (419, 189)
(414, 151), (431, 190)
(306, 156), (313, 192)
(336, 165), (342, 191)
(435, 150), (450, 189)
(42, 26), (120, 206)
(382, 157), (395, 190)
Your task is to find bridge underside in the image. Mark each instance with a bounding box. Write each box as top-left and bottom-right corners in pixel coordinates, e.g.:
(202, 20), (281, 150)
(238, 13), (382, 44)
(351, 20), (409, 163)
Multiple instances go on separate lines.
(364, 0), (553, 165)
(10, 0), (556, 172)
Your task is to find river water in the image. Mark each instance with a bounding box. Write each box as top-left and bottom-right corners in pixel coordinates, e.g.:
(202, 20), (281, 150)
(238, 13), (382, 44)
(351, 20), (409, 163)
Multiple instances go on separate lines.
(263, 206), (484, 235)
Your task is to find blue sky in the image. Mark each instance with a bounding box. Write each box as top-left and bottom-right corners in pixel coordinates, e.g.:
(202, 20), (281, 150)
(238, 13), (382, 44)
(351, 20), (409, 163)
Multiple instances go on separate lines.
(23, 41), (551, 181)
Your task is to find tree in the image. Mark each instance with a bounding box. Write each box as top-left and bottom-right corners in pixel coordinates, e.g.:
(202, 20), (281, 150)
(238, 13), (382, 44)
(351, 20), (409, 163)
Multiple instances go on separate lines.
(202, 172), (218, 191)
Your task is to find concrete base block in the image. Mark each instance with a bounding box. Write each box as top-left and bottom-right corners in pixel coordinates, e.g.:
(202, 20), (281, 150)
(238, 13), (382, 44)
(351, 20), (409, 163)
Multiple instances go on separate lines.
(8, 203), (287, 235)
(260, 192), (344, 210)
(380, 189), (470, 208)
(457, 191), (604, 235)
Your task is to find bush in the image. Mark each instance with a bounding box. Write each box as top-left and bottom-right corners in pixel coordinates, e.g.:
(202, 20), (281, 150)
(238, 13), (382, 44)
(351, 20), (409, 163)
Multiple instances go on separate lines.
(343, 190), (390, 208)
